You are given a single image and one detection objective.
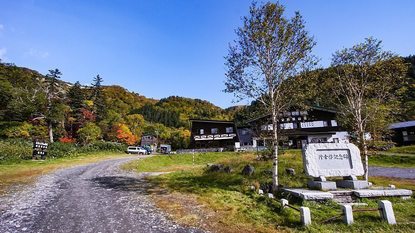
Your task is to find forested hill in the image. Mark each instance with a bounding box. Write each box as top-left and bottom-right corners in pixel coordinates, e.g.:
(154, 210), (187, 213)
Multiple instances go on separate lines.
(0, 62), (234, 148)
(135, 96), (232, 128)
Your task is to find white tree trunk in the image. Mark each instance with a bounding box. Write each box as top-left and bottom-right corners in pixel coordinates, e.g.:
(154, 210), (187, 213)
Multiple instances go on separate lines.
(360, 130), (369, 181)
(48, 122), (54, 143)
(271, 105), (279, 192)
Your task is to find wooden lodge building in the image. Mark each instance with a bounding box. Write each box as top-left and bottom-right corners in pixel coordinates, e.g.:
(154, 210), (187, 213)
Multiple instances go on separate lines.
(243, 107), (349, 149)
(190, 119), (239, 149)
(189, 107), (349, 150)
(389, 121), (415, 146)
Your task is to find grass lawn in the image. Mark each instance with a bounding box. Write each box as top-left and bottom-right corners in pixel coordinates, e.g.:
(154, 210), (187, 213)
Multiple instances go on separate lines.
(369, 145), (415, 168)
(124, 151), (415, 233)
(0, 152), (128, 194)
(388, 145), (415, 155)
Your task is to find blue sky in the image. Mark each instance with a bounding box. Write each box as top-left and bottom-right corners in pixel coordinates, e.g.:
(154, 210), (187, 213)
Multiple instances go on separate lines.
(0, 0), (414, 108)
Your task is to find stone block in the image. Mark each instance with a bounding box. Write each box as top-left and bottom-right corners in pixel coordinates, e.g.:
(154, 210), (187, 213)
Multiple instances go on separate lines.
(336, 180), (369, 189)
(300, 207), (311, 226)
(378, 200), (396, 225)
(258, 189), (264, 195)
(354, 189), (413, 198)
(342, 205), (353, 225)
(308, 180), (337, 191)
(281, 188), (334, 201)
(267, 193), (274, 199)
(280, 199), (289, 208)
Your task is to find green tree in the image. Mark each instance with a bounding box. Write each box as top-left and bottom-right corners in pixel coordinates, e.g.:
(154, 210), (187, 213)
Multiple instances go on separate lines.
(224, 2), (316, 190)
(67, 81), (86, 137)
(45, 68), (64, 143)
(91, 74), (106, 121)
(125, 114), (145, 140)
(77, 122), (101, 145)
(331, 38), (407, 181)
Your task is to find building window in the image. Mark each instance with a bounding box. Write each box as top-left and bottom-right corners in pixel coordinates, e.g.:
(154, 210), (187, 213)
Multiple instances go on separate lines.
(226, 127), (233, 133)
(211, 128), (218, 134)
(200, 129), (204, 135)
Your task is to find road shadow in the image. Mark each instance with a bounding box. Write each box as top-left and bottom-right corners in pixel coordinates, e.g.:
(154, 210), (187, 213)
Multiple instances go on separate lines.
(90, 176), (154, 194)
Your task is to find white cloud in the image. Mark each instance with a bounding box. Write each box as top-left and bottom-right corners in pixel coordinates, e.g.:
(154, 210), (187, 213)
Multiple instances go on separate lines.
(0, 48), (7, 60)
(25, 48), (49, 59)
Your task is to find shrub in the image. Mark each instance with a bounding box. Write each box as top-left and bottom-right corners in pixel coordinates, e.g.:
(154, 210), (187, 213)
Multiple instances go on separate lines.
(0, 139), (32, 162)
(77, 122), (101, 144)
(48, 142), (79, 158)
(78, 141), (126, 153)
(368, 140), (395, 151)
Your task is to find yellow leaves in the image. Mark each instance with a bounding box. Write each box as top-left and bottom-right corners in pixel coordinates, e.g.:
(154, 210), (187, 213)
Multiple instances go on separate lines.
(83, 100), (94, 107)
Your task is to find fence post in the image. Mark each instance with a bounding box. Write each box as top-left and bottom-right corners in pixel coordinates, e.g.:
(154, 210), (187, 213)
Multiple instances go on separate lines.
(378, 200), (396, 225)
(300, 207), (311, 226)
(342, 205), (353, 225)
(280, 199), (288, 208)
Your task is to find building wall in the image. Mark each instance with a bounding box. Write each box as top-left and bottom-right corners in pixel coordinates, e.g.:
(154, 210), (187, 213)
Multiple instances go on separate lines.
(190, 120), (239, 149)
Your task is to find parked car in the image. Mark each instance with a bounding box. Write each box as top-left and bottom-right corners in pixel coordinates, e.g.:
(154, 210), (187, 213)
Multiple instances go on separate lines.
(126, 146), (148, 155)
(160, 144), (171, 154)
(142, 145), (153, 154)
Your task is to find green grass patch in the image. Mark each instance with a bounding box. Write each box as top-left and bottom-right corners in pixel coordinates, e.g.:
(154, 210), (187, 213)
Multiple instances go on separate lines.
(126, 151), (415, 232)
(369, 153), (415, 168)
(388, 145), (415, 155)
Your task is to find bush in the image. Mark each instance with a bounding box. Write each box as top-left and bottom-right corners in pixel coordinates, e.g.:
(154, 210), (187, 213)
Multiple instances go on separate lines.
(368, 140), (395, 151)
(0, 139), (32, 162)
(78, 141), (126, 153)
(48, 142), (79, 158)
(0, 140), (127, 163)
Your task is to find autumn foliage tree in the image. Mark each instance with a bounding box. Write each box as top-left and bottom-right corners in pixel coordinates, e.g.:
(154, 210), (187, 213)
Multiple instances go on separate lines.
(114, 123), (137, 145)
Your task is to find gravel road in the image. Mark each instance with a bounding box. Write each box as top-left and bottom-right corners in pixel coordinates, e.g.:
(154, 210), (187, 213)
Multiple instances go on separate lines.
(369, 166), (415, 179)
(0, 157), (204, 233)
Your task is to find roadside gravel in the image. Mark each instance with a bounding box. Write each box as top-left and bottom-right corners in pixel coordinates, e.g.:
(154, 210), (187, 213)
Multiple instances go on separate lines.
(369, 166), (415, 180)
(0, 157), (204, 233)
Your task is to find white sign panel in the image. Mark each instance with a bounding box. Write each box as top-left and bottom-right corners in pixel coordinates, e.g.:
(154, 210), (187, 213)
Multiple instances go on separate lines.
(280, 123), (294, 129)
(302, 143), (364, 177)
(300, 121), (325, 128)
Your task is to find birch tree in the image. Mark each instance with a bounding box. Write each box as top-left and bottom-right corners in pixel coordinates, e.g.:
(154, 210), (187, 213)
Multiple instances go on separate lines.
(331, 38), (407, 181)
(224, 2), (316, 191)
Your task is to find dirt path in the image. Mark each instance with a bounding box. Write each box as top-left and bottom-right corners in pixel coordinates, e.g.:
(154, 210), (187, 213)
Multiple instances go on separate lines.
(369, 166), (415, 179)
(0, 157), (204, 233)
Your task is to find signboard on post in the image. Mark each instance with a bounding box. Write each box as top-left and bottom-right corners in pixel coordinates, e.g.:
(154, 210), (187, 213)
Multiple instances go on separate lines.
(32, 141), (48, 160)
(302, 143), (364, 178)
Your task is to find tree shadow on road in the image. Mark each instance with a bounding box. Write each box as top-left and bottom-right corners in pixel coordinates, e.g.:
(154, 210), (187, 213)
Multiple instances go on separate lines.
(90, 176), (157, 194)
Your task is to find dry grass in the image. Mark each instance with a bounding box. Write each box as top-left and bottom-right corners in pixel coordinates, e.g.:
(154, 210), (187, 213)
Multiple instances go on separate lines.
(150, 188), (289, 233)
(0, 152), (127, 194)
(370, 176), (415, 191)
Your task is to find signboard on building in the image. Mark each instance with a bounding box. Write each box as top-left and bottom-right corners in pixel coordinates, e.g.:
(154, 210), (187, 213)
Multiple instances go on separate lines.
(302, 143), (364, 177)
(300, 121), (325, 129)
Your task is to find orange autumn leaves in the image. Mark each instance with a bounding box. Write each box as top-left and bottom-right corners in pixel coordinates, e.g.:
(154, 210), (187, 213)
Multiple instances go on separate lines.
(114, 123), (138, 145)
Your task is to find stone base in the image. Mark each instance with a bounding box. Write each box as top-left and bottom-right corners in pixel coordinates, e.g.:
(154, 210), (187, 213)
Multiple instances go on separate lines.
(337, 180), (369, 189)
(354, 189), (413, 198)
(308, 180), (337, 191)
(281, 188), (413, 201)
(281, 188), (334, 200)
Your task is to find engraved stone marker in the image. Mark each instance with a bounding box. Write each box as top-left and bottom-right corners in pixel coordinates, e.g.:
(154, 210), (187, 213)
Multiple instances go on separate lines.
(302, 143), (364, 177)
(302, 143), (367, 190)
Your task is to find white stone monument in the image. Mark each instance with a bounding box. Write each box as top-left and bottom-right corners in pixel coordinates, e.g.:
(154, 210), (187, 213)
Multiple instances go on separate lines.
(302, 143), (369, 190)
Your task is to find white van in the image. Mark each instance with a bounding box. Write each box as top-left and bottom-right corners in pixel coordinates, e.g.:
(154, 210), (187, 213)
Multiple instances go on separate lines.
(126, 146), (147, 155)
